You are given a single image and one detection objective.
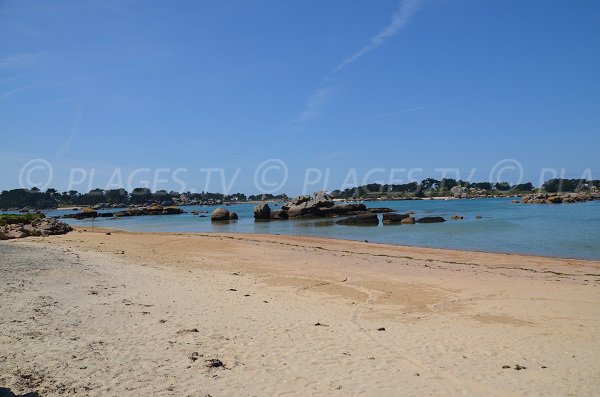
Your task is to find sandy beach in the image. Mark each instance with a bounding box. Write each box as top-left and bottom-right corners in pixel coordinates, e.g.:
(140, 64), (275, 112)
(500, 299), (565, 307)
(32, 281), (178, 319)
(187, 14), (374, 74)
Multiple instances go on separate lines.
(1, 228), (599, 396)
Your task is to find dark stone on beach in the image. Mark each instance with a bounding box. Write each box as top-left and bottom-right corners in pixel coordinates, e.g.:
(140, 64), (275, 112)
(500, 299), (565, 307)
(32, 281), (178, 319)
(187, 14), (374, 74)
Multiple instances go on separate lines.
(377, 327), (386, 331)
(401, 216), (416, 224)
(416, 216), (446, 223)
(253, 203), (271, 220)
(0, 387), (42, 397)
(211, 208), (230, 221)
(382, 213), (410, 224)
(206, 359), (225, 368)
(177, 328), (199, 334)
(514, 364), (527, 370)
(502, 365), (511, 369)
(335, 213), (379, 226)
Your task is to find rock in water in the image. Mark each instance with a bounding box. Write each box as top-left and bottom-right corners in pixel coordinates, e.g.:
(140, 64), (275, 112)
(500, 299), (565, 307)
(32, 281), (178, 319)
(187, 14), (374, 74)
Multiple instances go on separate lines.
(211, 208), (230, 221)
(368, 207), (394, 213)
(270, 209), (289, 220)
(283, 191), (334, 218)
(253, 203), (271, 220)
(335, 213), (379, 226)
(382, 213), (410, 224)
(547, 196), (562, 204)
(401, 217), (416, 224)
(416, 216), (446, 223)
(228, 212), (238, 220)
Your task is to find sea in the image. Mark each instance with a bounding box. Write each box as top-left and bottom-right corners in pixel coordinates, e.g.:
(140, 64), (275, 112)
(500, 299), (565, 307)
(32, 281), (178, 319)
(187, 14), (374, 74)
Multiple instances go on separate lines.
(31, 198), (600, 261)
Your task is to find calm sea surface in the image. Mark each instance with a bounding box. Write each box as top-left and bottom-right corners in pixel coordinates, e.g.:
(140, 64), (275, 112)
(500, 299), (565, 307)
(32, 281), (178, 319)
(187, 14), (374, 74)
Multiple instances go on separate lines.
(36, 198), (600, 260)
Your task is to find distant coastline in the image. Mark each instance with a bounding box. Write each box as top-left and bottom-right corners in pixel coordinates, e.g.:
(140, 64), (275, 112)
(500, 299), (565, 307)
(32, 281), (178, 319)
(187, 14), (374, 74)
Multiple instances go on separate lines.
(1, 177), (598, 211)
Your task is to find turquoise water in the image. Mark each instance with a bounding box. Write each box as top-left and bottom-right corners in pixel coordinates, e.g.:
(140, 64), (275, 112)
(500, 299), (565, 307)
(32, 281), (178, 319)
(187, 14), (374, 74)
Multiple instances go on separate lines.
(37, 198), (600, 260)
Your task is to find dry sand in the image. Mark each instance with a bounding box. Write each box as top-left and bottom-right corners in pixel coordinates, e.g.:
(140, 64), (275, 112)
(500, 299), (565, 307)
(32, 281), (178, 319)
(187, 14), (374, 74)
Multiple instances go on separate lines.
(1, 228), (599, 396)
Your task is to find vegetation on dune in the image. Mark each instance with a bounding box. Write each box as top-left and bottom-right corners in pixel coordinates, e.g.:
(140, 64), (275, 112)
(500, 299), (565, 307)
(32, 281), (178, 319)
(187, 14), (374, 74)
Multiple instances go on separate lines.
(0, 213), (46, 226)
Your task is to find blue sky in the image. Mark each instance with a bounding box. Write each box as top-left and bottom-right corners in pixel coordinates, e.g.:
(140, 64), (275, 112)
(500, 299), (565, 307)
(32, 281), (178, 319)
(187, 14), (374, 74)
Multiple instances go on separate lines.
(1, 0), (599, 194)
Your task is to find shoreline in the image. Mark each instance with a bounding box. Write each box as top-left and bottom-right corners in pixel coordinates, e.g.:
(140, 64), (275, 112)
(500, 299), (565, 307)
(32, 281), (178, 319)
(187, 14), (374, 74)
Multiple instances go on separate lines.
(2, 229), (599, 395)
(68, 225), (600, 263)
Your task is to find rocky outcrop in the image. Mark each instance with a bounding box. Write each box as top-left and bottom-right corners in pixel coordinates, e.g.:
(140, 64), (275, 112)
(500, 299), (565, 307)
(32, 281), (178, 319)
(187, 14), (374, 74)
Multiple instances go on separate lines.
(63, 208), (98, 219)
(0, 218), (72, 240)
(277, 192), (370, 219)
(113, 205), (183, 217)
(519, 192), (597, 204)
(253, 203), (271, 220)
(270, 210), (289, 220)
(211, 208), (238, 222)
(211, 208), (230, 221)
(282, 191), (334, 218)
(335, 213), (379, 226)
(367, 207), (394, 213)
(401, 216), (416, 224)
(382, 213), (410, 224)
(416, 216), (446, 223)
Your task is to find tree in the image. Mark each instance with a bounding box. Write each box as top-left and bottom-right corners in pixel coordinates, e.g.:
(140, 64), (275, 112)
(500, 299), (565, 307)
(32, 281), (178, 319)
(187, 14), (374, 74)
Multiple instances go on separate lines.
(130, 187), (152, 204)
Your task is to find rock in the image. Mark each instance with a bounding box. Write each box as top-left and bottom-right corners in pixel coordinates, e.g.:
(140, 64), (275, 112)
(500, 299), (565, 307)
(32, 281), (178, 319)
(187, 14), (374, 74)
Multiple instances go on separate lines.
(253, 203), (271, 220)
(32, 218), (73, 236)
(162, 206), (183, 214)
(228, 212), (238, 220)
(313, 203), (367, 217)
(113, 205), (182, 217)
(367, 207), (394, 213)
(64, 208), (98, 219)
(401, 216), (416, 224)
(335, 213), (379, 226)
(0, 218), (72, 239)
(475, 215), (482, 219)
(206, 359), (225, 368)
(547, 196), (562, 204)
(211, 208), (230, 221)
(270, 209), (289, 220)
(382, 213), (410, 224)
(416, 216), (446, 223)
(284, 191), (334, 218)
(449, 215), (464, 220)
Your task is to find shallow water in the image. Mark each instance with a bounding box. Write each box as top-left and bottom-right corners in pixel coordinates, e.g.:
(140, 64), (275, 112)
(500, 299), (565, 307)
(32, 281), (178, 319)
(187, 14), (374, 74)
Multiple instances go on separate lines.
(38, 198), (600, 260)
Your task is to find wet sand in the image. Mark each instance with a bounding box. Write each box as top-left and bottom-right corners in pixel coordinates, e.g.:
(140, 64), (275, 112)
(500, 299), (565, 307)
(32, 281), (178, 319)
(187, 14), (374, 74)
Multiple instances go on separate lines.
(1, 228), (599, 396)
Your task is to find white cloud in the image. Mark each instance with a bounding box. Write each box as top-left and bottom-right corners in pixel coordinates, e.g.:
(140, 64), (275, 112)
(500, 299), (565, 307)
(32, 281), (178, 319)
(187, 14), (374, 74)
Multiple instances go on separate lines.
(292, 86), (333, 124)
(335, 0), (423, 72)
(360, 105), (427, 121)
(0, 52), (43, 69)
